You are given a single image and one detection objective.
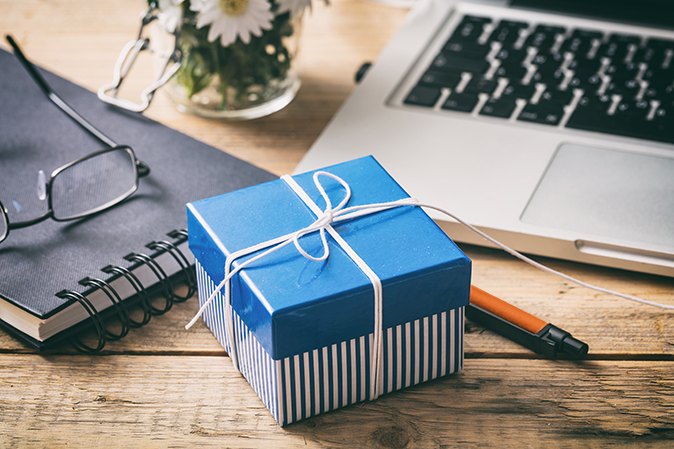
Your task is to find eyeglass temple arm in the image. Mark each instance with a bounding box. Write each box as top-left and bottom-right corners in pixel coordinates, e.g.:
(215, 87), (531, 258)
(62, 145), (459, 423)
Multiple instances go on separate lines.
(6, 34), (118, 149)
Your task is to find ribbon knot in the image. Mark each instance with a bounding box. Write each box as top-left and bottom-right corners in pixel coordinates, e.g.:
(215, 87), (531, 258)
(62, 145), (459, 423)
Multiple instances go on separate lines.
(290, 171), (355, 262)
(185, 167), (672, 406)
(186, 170), (418, 401)
(186, 165), (673, 405)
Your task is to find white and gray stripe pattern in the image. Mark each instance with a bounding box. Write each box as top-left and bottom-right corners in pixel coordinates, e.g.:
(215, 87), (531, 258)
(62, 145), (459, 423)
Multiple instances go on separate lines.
(196, 260), (464, 426)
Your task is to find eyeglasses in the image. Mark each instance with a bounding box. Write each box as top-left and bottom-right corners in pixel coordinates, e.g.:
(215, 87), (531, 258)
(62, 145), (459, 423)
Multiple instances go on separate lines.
(98, 6), (182, 112)
(0, 35), (151, 245)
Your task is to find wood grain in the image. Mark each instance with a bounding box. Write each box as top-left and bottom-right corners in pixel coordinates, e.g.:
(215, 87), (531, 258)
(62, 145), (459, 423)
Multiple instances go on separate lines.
(1, 355), (673, 447)
(3, 245), (672, 358)
(1, 0), (674, 446)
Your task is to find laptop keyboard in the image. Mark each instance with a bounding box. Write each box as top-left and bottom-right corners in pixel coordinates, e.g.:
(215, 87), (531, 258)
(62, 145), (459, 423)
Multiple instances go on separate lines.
(404, 14), (674, 145)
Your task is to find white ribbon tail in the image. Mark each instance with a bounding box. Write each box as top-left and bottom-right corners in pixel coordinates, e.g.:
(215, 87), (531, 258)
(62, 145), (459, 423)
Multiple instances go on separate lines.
(185, 170), (671, 398)
(185, 232), (298, 331)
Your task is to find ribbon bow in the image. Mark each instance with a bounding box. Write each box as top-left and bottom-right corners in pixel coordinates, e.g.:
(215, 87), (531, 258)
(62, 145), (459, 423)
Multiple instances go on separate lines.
(186, 169), (673, 402)
(186, 170), (419, 401)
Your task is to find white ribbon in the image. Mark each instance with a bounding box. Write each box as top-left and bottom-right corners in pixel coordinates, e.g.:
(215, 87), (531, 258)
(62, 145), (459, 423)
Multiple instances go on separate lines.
(186, 170), (418, 400)
(186, 169), (674, 400)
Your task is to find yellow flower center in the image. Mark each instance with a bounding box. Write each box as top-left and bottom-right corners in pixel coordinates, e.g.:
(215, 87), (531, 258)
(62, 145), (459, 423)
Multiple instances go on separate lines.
(219, 0), (248, 16)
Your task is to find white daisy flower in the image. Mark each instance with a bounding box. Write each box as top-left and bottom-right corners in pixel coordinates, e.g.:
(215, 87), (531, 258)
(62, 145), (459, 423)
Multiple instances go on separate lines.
(157, 0), (185, 33)
(275, 0), (312, 17)
(190, 0), (275, 47)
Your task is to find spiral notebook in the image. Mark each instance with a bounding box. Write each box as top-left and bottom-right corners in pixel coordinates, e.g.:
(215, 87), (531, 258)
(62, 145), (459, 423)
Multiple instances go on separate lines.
(0, 48), (276, 351)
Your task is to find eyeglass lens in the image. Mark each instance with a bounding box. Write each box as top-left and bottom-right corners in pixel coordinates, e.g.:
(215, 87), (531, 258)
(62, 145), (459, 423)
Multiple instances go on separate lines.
(51, 147), (138, 220)
(0, 206), (8, 242)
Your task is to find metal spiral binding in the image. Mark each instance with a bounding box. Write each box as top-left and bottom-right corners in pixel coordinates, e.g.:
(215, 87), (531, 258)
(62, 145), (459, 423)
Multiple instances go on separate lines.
(101, 264), (153, 327)
(78, 277), (131, 341)
(167, 229), (188, 239)
(62, 229), (191, 353)
(123, 251), (175, 315)
(146, 239), (196, 302)
(56, 289), (106, 354)
(57, 230), (192, 354)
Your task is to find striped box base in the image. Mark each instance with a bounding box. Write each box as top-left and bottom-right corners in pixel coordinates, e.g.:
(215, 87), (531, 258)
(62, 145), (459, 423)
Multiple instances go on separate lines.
(196, 261), (464, 426)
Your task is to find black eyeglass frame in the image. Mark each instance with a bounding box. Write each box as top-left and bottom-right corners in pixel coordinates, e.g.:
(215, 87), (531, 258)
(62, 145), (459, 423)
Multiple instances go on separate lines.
(1, 145), (142, 231)
(1, 35), (151, 244)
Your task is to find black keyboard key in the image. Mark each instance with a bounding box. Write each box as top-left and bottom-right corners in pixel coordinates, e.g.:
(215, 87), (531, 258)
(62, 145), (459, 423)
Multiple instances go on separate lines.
(567, 57), (603, 76)
(642, 85), (660, 101)
(662, 85), (674, 106)
(604, 78), (642, 98)
(616, 98), (652, 119)
(524, 25), (566, 50)
(501, 82), (537, 100)
(559, 29), (603, 57)
(605, 62), (640, 83)
(442, 41), (491, 59)
(641, 66), (674, 86)
(531, 51), (563, 67)
(567, 94), (627, 132)
(518, 102), (565, 125)
(567, 73), (603, 93)
(419, 71), (462, 89)
(597, 34), (640, 66)
(642, 84), (674, 108)
(531, 52), (565, 78)
(597, 42), (632, 63)
(494, 47), (529, 65)
(404, 86), (442, 107)
(627, 115), (674, 144)
(566, 104), (613, 132)
(635, 38), (674, 68)
(441, 92), (480, 112)
(643, 107), (674, 143)
(539, 88), (575, 105)
(494, 63), (528, 80)
(568, 99), (674, 144)
(567, 95), (614, 128)
(633, 46), (658, 65)
(431, 53), (491, 74)
(646, 37), (674, 49)
(646, 47), (674, 69)
(576, 29), (603, 39)
(531, 68), (567, 87)
(479, 97), (518, 118)
(620, 106), (673, 143)
(609, 33), (641, 44)
(448, 15), (491, 43)
(576, 94), (614, 112)
(463, 77), (499, 95)
(488, 20), (528, 46)
(644, 71), (674, 91)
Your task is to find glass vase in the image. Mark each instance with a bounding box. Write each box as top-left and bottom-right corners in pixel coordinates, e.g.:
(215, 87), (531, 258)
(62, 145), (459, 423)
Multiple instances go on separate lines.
(161, 11), (303, 120)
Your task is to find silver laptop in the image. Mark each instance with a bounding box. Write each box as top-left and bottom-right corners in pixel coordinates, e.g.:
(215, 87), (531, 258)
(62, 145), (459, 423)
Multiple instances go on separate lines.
(295, 0), (674, 277)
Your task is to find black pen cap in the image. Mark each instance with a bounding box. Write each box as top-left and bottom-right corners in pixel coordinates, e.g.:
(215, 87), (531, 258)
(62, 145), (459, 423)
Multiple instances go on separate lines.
(539, 324), (589, 359)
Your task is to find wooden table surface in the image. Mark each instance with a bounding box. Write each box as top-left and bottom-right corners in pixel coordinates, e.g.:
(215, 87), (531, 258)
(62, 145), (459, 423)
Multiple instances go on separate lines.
(1, 1), (673, 447)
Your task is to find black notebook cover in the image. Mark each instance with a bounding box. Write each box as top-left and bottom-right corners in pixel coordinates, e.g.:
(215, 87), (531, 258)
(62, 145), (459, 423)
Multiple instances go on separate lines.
(0, 48), (276, 347)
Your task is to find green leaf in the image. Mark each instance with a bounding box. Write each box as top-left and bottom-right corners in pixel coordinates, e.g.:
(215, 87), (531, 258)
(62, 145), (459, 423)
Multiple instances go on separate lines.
(172, 9), (298, 109)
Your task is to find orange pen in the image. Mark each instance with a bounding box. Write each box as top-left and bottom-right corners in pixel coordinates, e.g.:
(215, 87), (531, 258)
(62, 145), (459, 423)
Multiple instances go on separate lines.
(467, 285), (589, 359)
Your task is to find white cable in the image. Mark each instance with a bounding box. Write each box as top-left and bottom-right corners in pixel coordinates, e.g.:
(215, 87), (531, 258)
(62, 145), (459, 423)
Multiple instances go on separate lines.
(415, 202), (674, 310)
(186, 172), (673, 370)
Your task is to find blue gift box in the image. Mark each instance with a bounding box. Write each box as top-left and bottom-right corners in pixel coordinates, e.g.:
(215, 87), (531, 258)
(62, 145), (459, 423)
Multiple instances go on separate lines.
(187, 156), (471, 425)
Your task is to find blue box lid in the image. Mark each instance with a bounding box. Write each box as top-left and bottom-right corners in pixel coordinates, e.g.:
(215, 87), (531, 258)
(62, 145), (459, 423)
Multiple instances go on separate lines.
(187, 156), (471, 360)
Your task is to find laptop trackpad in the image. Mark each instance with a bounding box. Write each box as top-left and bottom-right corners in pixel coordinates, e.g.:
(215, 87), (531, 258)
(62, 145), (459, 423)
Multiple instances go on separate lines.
(521, 144), (674, 248)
